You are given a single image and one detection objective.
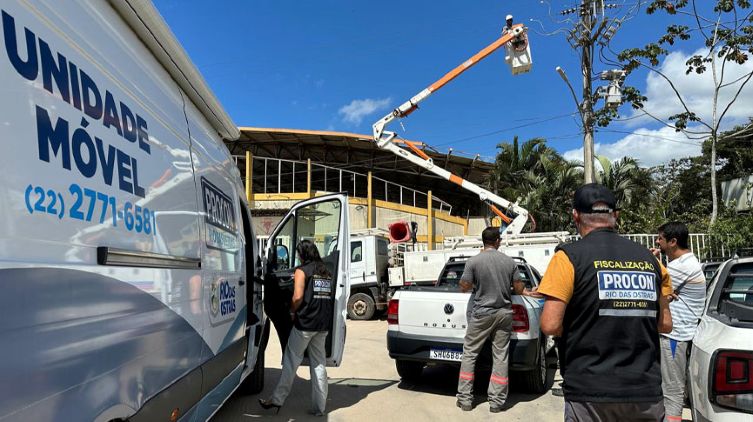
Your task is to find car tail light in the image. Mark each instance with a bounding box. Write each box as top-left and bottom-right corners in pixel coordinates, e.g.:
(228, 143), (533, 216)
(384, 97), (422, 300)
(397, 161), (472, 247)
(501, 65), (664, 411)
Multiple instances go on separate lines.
(512, 304), (529, 333)
(387, 299), (399, 325)
(711, 350), (753, 413)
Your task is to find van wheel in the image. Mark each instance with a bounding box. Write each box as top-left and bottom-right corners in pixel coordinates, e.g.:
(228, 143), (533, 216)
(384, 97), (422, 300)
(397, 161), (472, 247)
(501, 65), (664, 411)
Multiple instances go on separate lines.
(395, 360), (423, 382)
(239, 325), (269, 395)
(347, 293), (375, 320)
(520, 337), (549, 393)
(243, 346), (265, 394)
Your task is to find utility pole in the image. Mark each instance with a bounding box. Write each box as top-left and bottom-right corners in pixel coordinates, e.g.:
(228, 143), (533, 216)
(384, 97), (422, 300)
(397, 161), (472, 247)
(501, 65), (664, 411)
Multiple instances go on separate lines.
(580, 0), (596, 183)
(557, 0), (627, 184)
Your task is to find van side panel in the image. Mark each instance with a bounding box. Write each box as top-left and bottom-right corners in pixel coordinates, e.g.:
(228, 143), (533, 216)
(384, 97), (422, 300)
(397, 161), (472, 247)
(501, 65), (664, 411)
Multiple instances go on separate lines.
(0, 1), (231, 420)
(182, 96), (250, 418)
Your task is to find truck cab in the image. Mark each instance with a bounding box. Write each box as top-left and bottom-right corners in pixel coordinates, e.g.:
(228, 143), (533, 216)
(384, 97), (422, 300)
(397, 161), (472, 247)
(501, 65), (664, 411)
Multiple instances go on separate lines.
(347, 233), (390, 320)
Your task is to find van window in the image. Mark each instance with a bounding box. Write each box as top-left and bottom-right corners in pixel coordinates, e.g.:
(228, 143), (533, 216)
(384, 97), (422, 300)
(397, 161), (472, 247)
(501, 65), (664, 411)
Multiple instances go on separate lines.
(351, 241), (363, 263)
(272, 220), (295, 271)
(377, 239), (389, 256)
(295, 199), (342, 273)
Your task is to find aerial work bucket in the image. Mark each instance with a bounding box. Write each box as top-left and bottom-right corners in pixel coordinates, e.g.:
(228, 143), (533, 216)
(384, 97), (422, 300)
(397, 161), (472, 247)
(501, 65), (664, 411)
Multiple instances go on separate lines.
(502, 16), (533, 75)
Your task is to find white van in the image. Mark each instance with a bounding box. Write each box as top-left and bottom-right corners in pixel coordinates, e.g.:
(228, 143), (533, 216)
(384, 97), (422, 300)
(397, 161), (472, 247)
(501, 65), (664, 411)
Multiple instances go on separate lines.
(0, 1), (350, 421)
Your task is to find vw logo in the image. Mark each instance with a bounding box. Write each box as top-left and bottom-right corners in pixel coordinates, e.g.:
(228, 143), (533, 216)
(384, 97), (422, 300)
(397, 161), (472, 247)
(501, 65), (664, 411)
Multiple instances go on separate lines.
(444, 303), (454, 315)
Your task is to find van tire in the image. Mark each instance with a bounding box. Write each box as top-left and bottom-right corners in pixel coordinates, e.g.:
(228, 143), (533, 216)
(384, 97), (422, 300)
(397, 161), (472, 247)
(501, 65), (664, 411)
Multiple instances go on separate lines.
(519, 336), (548, 393)
(347, 293), (375, 320)
(239, 324), (269, 395)
(237, 345), (265, 395)
(395, 360), (423, 382)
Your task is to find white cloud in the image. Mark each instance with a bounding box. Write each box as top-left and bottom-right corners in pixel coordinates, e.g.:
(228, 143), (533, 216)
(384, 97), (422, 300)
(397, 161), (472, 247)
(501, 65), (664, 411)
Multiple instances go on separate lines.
(338, 97), (392, 125)
(563, 126), (702, 167)
(627, 48), (753, 127)
(573, 48), (753, 168)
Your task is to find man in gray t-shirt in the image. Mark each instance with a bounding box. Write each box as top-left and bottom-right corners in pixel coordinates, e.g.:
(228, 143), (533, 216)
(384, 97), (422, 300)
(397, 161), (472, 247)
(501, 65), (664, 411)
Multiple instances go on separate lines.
(462, 245), (517, 316)
(456, 227), (523, 413)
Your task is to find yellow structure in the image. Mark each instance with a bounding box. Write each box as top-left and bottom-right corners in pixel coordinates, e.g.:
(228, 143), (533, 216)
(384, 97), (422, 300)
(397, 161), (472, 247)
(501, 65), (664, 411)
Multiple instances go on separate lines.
(244, 157), (467, 248)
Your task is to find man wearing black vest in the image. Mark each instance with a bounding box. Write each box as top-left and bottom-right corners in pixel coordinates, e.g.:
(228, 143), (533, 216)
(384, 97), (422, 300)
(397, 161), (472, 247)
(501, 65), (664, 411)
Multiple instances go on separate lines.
(538, 183), (674, 421)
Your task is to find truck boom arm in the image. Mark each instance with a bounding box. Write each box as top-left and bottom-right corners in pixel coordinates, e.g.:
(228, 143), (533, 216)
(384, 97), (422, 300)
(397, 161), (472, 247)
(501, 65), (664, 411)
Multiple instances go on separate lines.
(372, 24), (532, 235)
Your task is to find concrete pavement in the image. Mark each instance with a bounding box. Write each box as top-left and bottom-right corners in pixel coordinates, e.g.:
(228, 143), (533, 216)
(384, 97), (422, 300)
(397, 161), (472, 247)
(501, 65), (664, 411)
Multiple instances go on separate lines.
(212, 319), (565, 421)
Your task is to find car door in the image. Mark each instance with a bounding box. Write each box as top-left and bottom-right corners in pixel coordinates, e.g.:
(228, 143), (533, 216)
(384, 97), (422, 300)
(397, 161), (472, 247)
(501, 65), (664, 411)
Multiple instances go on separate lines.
(263, 193), (350, 366)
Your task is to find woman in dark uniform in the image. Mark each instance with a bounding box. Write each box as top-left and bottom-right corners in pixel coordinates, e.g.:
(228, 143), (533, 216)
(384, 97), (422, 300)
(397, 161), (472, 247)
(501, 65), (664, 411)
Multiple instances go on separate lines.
(259, 240), (333, 416)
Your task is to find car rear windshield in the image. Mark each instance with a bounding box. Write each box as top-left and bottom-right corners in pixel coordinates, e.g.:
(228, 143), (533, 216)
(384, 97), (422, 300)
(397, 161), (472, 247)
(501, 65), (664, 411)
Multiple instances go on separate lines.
(437, 263), (534, 289)
(715, 262), (753, 323)
(438, 263), (466, 289)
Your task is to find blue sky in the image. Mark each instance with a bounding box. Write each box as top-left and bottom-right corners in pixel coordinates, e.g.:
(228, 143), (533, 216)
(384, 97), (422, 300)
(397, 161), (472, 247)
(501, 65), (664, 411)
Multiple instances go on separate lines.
(153, 1), (753, 167)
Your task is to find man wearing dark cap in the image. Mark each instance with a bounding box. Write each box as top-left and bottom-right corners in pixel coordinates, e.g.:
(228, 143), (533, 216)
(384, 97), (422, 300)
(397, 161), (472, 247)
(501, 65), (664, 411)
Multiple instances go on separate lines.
(537, 183), (674, 421)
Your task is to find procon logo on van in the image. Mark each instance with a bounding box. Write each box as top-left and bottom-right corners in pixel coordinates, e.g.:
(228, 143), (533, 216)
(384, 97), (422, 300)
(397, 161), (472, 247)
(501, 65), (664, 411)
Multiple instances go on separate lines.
(201, 177), (239, 251)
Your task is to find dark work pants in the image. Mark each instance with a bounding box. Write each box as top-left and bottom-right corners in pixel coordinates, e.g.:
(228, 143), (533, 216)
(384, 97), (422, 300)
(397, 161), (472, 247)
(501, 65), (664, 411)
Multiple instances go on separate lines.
(564, 400), (665, 422)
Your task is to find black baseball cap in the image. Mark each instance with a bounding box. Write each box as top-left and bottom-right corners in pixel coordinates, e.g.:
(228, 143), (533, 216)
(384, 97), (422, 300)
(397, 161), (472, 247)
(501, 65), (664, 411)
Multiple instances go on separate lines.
(573, 183), (618, 213)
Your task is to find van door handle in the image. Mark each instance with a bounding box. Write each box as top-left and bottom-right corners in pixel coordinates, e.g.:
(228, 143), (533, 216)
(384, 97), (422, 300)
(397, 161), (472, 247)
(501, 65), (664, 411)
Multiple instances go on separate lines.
(239, 279), (246, 286)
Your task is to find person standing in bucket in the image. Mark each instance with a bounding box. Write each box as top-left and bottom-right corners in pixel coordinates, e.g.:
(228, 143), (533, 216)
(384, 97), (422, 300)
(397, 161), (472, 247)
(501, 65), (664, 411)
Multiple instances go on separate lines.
(260, 240), (333, 416)
(538, 183), (674, 421)
(651, 222), (706, 422)
(456, 226), (526, 413)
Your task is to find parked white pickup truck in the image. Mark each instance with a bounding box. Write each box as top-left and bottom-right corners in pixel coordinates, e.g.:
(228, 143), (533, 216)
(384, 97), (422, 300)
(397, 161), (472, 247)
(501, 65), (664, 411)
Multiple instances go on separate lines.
(386, 256), (554, 393)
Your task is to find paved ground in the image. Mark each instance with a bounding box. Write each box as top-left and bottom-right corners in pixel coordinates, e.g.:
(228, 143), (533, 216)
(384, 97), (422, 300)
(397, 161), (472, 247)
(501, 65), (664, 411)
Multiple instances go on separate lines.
(212, 319), (694, 421)
(213, 319), (566, 421)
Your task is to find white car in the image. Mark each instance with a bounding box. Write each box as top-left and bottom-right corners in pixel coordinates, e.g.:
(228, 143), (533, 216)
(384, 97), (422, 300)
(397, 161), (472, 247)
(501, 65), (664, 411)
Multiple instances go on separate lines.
(386, 256), (554, 393)
(688, 257), (753, 421)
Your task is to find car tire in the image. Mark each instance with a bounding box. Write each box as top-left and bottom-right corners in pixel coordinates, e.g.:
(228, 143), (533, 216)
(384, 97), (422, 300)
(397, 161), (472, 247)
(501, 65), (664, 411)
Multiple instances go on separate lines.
(395, 359), (423, 382)
(238, 324), (269, 395)
(347, 293), (376, 320)
(520, 336), (549, 393)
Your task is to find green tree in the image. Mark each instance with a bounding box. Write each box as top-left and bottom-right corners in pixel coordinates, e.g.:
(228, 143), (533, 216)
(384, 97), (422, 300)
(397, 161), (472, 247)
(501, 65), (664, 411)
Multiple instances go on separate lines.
(489, 136), (561, 202)
(704, 117), (753, 180)
(518, 159), (582, 232)
(489, 137), (580, 232)
(594, 156), (642, 204)
(614, 0), (753, 226)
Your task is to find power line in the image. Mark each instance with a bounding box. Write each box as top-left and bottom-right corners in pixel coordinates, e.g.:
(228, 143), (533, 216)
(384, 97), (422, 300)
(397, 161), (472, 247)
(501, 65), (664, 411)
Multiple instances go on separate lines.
(429, 112), (579, 147)
(598, 129), (704, 145)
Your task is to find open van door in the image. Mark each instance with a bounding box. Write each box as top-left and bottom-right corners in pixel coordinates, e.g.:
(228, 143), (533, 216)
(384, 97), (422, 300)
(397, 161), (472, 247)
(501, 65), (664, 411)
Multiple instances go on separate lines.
(263, 194), (350, 366)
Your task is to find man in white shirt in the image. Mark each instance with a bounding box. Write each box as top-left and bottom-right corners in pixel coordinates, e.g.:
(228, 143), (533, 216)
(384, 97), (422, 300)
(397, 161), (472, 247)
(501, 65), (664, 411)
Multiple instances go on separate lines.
(651, 222), (706, 422)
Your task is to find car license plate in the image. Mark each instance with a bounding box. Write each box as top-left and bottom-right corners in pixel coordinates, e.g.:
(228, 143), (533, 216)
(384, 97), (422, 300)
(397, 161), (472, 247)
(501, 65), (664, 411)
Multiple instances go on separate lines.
(430, 348), (463, 362)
